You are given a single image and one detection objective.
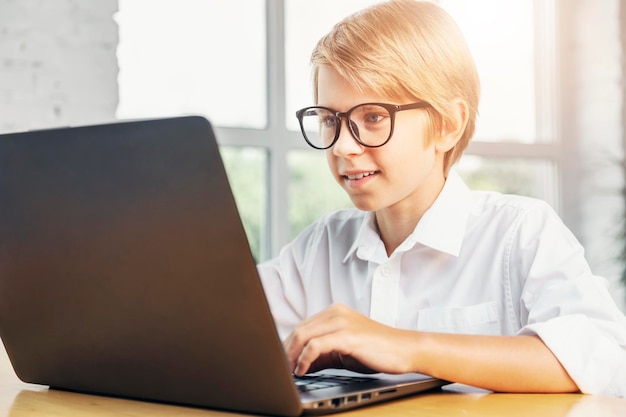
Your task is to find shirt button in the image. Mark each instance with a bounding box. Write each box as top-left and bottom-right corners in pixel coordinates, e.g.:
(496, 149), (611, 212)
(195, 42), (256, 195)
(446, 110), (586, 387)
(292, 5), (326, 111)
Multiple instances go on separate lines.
(381, 266), (391, 276)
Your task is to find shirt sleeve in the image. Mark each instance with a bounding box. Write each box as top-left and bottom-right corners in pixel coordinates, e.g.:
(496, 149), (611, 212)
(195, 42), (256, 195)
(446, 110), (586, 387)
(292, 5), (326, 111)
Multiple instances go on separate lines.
(256, 219), (326, 341)
(513, 201), (626, 397)
(257, 254), (306, 341)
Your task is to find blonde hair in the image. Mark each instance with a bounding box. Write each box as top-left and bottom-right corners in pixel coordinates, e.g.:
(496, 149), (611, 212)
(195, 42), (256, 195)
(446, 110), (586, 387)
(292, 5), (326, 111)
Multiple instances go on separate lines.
(311, 0), (480, 173)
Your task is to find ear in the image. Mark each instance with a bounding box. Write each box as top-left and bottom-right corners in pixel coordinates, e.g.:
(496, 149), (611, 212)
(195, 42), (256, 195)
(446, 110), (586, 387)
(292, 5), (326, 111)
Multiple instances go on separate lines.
(435, 99), (469, 153)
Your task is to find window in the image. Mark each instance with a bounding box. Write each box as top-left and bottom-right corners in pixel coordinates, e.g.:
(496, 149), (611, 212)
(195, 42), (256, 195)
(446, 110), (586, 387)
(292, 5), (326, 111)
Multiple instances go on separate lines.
(441, 0), (539, 143)
(117, 0), (560, 261)
(116, 0), (266, 128)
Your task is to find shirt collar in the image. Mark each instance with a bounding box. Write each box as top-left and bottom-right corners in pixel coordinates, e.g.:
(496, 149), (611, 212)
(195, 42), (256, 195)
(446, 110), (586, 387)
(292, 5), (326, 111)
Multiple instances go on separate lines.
(343, 211), (382, 263)
(408, 169), (471, 256)
(343, 169), (471, 262)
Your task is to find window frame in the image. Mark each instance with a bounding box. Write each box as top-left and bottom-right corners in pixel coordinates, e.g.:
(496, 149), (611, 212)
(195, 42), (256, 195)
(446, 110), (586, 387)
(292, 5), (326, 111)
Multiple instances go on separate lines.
(214, 0), (568, 259)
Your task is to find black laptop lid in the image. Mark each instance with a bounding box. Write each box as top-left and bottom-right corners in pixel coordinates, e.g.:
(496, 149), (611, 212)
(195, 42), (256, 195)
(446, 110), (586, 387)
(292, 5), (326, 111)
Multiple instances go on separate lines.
(0, 117), (302, 416)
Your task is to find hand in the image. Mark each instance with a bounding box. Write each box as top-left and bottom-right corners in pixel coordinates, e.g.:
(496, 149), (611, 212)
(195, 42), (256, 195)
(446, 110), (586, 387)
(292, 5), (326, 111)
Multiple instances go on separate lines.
(283, 304), (579, 393)
(283, 303), (414, 376)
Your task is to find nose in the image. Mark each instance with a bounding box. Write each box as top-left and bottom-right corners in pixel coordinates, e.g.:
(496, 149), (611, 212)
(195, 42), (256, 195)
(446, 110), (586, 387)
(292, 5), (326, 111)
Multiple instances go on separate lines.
(331, 118), (364, 157)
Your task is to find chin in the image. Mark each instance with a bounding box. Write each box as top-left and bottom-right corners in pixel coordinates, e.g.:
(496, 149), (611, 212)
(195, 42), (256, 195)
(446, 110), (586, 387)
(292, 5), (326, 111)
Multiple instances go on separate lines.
(348, 197), (381, 212)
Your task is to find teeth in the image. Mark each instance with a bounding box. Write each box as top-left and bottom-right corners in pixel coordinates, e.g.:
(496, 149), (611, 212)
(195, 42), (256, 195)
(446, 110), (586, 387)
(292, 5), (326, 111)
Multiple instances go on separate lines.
(346, 171), (376, 180)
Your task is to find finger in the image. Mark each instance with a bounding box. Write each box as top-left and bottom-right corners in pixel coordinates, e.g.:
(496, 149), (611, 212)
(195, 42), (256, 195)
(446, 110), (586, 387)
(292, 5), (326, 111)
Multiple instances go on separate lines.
(300, 352), (344, 375)
(294, 331), (350, 376)
(284, 312), (349, 371)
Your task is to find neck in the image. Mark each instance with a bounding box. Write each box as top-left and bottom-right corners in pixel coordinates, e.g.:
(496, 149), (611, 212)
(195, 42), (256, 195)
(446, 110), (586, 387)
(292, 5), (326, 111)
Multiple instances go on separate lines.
(375, 173), (446, 257)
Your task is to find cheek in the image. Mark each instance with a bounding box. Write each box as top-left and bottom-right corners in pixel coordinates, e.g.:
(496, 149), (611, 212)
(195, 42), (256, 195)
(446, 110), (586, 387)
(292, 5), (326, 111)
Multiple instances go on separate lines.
(390, 116), (431, 151)
(384, 128), (434, 164)
(383, 142), (438, 182)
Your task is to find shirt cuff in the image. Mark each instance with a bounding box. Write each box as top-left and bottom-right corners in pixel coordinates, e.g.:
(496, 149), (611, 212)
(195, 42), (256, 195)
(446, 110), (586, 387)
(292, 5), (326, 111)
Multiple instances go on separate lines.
(519, 314), (626, 397)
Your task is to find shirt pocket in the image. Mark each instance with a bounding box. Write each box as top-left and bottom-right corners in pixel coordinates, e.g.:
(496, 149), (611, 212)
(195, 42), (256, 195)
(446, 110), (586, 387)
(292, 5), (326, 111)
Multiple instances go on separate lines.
(417, 301), (501, 335)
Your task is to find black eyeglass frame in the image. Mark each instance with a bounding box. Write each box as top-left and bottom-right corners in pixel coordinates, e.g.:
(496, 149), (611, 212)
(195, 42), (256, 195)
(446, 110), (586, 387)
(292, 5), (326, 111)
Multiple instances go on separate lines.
(295, 101), (431, 150)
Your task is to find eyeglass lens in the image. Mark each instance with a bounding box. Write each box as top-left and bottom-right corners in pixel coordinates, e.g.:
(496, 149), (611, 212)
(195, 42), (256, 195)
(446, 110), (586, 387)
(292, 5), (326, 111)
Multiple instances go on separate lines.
(300, 104), (392, 149)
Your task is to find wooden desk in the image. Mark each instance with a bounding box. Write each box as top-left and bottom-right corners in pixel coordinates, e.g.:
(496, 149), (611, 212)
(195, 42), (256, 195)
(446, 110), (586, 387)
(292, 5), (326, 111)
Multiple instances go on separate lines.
(0, 345), (624, 417)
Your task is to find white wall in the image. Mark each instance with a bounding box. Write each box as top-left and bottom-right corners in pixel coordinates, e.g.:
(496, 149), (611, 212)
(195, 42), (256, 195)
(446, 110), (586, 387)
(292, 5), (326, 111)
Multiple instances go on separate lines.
(0, 0), (118, 134)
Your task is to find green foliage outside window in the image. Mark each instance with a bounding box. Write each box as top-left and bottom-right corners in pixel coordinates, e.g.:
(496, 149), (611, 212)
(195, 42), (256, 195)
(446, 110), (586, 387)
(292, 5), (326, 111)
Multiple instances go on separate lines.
(220, 147), (267, 262)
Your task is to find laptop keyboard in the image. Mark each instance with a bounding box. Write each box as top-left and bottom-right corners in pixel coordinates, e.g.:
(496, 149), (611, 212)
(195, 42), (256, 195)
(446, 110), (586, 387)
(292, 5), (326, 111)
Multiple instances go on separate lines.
(294, 374), (375, 392)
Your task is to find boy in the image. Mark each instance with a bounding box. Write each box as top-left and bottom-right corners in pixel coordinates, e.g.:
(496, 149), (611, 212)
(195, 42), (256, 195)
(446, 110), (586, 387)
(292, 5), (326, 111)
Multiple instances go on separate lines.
(258, 0), (626, 396)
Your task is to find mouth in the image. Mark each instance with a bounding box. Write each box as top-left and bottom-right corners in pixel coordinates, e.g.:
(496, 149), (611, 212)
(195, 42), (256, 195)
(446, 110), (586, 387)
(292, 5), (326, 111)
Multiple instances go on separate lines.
(344, 171), (377, 180)
(341, 171), (379, 186)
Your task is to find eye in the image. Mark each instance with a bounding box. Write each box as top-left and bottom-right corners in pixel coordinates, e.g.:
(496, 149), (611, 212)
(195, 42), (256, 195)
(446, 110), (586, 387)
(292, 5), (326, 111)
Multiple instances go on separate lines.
(320, 115), (338, 128)
(364, 112), (385, 124)
(351, 105), (390, 127)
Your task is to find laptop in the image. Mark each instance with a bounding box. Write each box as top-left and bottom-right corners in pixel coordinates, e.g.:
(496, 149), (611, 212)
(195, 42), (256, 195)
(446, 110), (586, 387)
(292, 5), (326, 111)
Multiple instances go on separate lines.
(0, 116), (448, 416)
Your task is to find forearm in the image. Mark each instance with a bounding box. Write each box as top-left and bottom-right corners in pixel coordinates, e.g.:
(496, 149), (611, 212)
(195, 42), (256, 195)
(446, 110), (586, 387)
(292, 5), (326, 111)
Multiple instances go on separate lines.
(404, 331), (579, 393)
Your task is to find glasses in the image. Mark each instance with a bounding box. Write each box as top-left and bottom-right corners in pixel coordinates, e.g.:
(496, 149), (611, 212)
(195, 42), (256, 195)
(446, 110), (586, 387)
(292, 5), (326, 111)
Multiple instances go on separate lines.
(295, 102), (430, 150)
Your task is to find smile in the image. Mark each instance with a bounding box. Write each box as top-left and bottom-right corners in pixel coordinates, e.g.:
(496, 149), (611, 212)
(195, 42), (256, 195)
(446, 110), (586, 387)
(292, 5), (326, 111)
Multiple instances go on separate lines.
(344, 171), (377, 180)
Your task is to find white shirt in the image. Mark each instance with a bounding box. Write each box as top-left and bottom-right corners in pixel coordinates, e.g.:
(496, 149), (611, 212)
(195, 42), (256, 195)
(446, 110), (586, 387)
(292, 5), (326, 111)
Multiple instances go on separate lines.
(257, 170), (626, 397)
